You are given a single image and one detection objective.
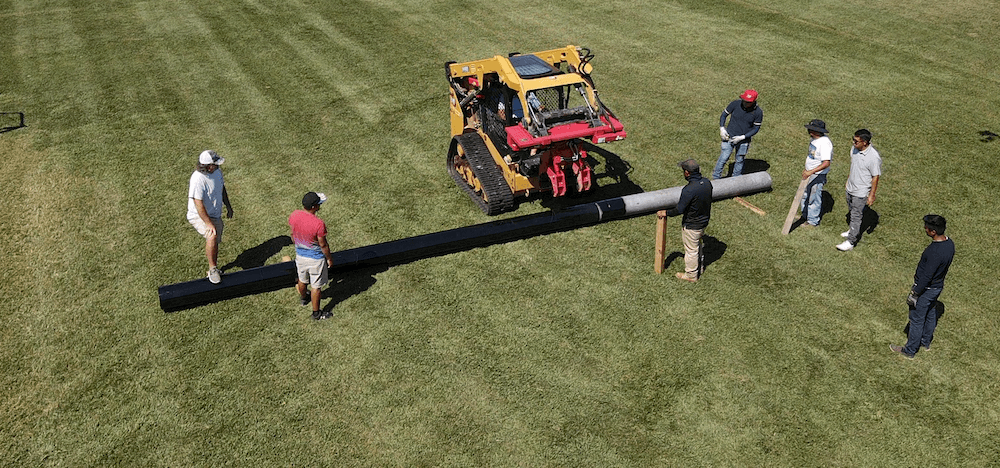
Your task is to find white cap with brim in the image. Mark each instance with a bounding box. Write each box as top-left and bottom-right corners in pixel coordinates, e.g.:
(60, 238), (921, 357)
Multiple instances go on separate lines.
(199, 150), (225, 165)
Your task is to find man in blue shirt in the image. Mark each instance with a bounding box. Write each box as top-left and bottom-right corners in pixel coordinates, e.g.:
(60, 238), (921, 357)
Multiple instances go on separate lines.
(712, 89), (764, 180)
(891, 214), (955, 359)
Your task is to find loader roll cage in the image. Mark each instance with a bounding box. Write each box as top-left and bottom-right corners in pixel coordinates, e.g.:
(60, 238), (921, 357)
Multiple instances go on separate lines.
(447, 51), (610, 132)
(522, 82), (603, 137)
(476, 79), (604, 135)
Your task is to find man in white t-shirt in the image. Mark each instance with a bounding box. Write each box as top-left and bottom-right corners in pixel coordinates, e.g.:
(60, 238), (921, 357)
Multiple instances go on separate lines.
(187, 150), (233, 283)
(800, 119), (832, 227)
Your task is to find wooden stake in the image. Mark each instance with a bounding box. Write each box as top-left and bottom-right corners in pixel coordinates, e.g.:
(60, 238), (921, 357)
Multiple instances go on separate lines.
(781, 179), (809, 235)
(734, 197), (766, 216)
(655, 210), (668, 274)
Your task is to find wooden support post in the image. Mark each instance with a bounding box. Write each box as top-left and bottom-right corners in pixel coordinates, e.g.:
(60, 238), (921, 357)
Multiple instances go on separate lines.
(655, 210), (668, 274)
(781, 178), (809, 235)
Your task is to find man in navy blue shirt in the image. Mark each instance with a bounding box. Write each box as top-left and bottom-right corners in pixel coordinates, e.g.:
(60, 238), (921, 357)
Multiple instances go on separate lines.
(712, 89), (764, 180)
(891, 214), (955, 358)
(666, 159), (713, 282)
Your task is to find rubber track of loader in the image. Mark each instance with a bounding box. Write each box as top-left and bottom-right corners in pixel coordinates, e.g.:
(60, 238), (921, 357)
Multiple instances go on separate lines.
(451, 133), (514, 215)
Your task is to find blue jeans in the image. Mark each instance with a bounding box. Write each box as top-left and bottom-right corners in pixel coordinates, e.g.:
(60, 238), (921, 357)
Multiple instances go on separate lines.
(903, 287), (943, 356)
(712, 141), (750, 179)
(799, 173), (826, 225)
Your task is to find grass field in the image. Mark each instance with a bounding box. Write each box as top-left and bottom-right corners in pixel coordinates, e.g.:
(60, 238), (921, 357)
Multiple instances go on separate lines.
(2, 0), (999, 465)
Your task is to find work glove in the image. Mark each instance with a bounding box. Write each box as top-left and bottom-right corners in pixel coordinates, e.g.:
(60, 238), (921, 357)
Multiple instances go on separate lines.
(906, 283), (919, 308)
(730, 134), (746, 144)
(720, 126), (730, 141)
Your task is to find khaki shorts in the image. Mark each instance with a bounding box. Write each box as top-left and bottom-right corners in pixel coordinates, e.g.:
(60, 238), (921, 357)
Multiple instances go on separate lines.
(188, 215), (224, 241)
(296, 255), (329, 289)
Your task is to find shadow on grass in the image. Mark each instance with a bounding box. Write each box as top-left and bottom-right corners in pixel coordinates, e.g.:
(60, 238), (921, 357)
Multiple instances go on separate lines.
(221, 235), (292, 272)
(861, 206), (880, 234)
(718, 158), (770, 178)
(662, 235), (727, 274)
(839, 206), (881, 242)
(663, 252), (683, 271)
(582, 142), (645, 196)
(741, 158), (771, 175)
(790, 191), (883, 236)
(790, 190), (836, 232)
(790, 202), (880, 237)
(0, 112), (26, 134)
(703, 235), (727, 270)
(822, 190), (835, 218)
(321, 265), (387, 313)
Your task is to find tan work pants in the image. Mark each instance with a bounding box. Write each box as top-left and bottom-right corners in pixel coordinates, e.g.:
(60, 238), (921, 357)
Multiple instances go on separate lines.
(681, 227), (704, 279)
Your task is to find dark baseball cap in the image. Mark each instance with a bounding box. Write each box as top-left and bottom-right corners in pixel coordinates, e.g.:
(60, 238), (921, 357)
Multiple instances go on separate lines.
(302, 191), (327, 209)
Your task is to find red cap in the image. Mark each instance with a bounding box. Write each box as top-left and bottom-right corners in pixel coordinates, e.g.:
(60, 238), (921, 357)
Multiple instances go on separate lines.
(740, 89), (758, 102)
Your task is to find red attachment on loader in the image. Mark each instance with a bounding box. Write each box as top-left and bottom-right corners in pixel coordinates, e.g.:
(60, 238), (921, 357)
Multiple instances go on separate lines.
(505, 115), (626, 151)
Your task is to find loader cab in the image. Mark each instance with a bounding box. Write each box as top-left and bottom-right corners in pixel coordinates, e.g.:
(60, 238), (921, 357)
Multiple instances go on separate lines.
(479, 73), (527, 128)
(508, 54), (563, 79)
(484, 55), (567, 126)
(479, 73), (512, 124)
(506, 54), (604, 133)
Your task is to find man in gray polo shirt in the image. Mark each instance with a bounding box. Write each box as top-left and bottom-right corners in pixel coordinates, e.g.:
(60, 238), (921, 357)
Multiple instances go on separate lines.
(836, 129), (881, 251)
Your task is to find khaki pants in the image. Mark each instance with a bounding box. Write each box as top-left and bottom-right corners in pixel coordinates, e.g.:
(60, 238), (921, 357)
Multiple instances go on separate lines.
(681, 227), (704, 279)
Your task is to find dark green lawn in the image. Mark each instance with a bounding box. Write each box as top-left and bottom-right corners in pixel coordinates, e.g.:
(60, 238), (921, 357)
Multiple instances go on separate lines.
(1, 0), (998, 465)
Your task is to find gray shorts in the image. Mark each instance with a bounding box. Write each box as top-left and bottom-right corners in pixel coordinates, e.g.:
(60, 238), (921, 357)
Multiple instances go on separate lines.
(296, 256), (329, 289)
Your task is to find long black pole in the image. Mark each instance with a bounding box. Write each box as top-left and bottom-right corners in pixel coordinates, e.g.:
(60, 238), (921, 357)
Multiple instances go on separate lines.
(158, 172), (771, 312)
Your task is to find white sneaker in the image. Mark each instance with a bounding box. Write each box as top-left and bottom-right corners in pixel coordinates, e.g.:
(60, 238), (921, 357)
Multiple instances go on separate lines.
(835, 241), (854, 251)
(208, 267), (222, 284)
(841, 231), (850, 238)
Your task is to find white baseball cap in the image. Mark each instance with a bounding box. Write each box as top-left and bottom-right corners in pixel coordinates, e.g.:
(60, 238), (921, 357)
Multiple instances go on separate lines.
(199, 150), (225, 165)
